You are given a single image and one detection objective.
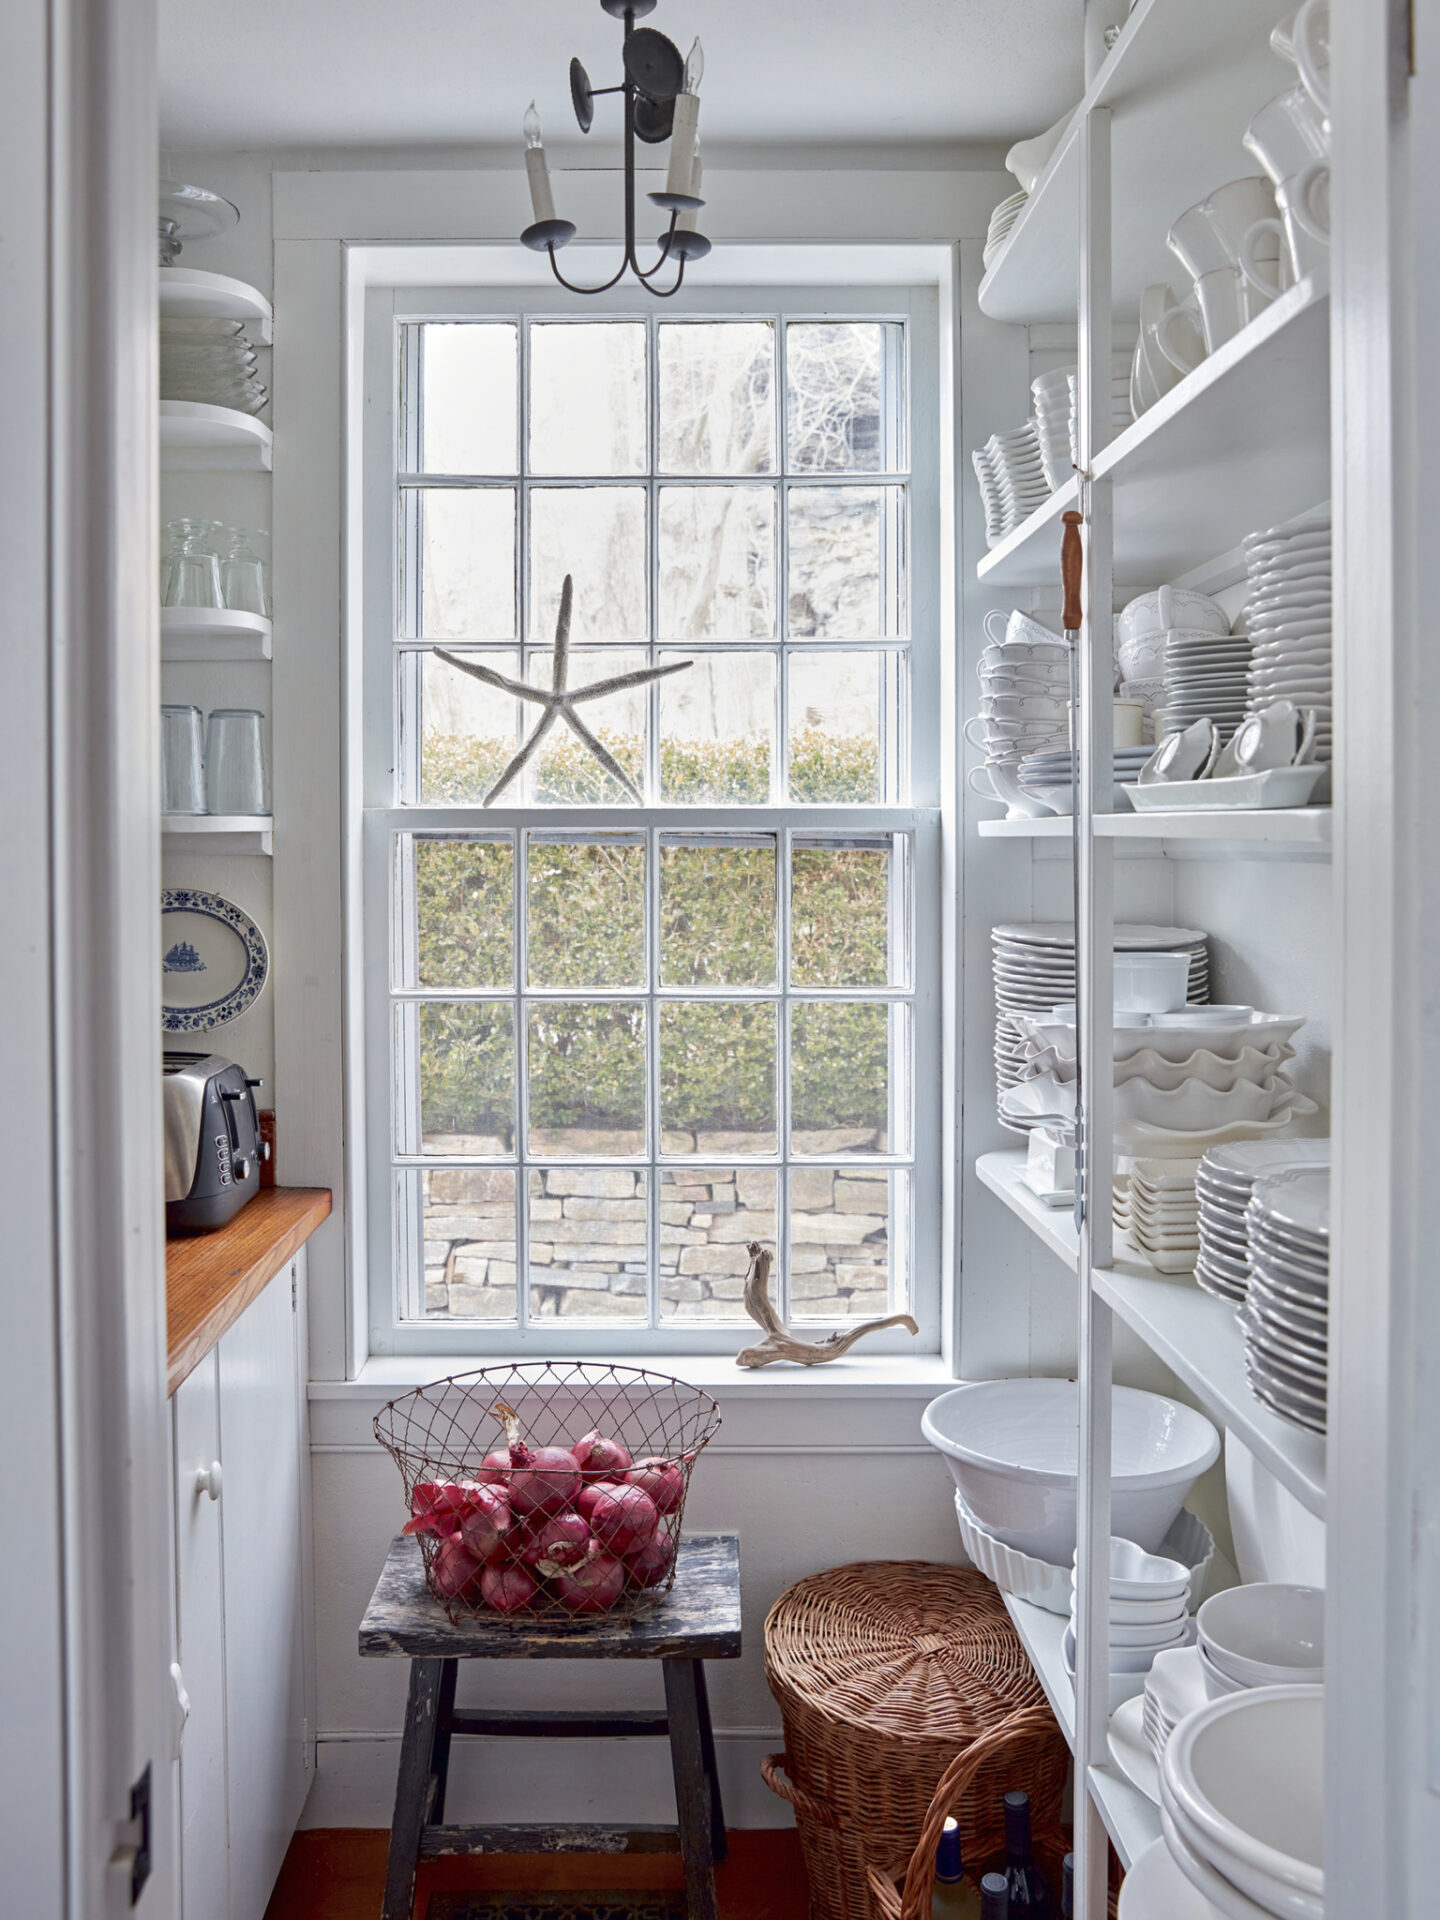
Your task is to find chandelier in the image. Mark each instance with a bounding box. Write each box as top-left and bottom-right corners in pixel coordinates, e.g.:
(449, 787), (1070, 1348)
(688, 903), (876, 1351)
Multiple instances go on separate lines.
(520, 0), (710, 296)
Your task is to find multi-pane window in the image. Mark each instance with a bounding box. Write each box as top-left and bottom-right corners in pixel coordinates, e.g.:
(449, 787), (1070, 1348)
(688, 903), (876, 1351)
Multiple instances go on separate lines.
(367, 298), (937, 1352)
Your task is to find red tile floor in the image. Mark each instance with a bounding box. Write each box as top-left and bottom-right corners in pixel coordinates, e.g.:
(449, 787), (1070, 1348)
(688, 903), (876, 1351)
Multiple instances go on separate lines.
(263, 1830), (812, 1920)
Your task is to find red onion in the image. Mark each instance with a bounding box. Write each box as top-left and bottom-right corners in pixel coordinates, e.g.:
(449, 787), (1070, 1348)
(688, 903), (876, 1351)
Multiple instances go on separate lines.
(572, 1429), (633, 1481)
(457, 1484), (512, 1563)
(489, 1403), (582, 1518)
(626, 1456), (686, 1516)
(518, 1511), (591, 1569)
(481, 1560), (539, 1613)
(575, 1480), (620, 1526)
(585, 1481), (659, 1556)
(542, 1542), (626, 1612)
(404, 1477), (488, 1537)
(624, 1530), (675, 1589)
(431, 1531), (484, 1599)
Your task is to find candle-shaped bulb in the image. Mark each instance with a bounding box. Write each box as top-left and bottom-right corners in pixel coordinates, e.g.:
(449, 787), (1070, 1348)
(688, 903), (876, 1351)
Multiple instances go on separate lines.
(665, 52), (703, 196)
(677, 148), (702, 233)
(523, 101), (544, 148)
(523, 102), (557, 224)
(685, 38), (704, 91)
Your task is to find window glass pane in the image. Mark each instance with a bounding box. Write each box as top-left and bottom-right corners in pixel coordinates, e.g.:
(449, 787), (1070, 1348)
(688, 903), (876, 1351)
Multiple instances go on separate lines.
(528, 322), (646, 475)
(529, 487), (647, 642)
(419, 650), (521, 805)
(524, 647), (649, 805)
(530, 1168), (647, 1322)
(658, 322), (775, 474)
(660, 1168), (775, 1320)
(528, 1002), (646, 1156)
(659, 840), (776, 987)
(787, 484), (903, 638)
(527, 838), (646, 988)
(791, 1001), (896, 1155)
(417, 1002), (516, 1155)
(658, 486), (775, 641)
(788, 652), (891, 804)
(422, 1167), (518, 1319)
(786, 322), (898, 472)
(791, 840), (892, 988)
(787, 1167), (896, 1321)
(413, 488), (516, 639)
(659, 651), (775, 804)
(419, 323), (518, 475)
(660, 1001), (777, 1156)
(413, 837), (514, 990)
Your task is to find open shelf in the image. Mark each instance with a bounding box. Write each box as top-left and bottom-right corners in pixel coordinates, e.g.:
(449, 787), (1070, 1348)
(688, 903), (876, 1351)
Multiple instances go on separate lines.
(979, 279), (1329, 587)
(163, 815), (273, 857)
(160, 401), (273, 472)
(979, 0), (1295, 323)
(975, 1151), (1327, 1518)
(162, 607), (273, 661)
(159, 267), (273, 343)
(977, 807), (1332, 847)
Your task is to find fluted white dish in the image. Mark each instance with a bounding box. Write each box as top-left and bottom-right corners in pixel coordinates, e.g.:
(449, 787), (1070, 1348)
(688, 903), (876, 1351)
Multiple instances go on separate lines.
(952, 1489), (1214, 1614)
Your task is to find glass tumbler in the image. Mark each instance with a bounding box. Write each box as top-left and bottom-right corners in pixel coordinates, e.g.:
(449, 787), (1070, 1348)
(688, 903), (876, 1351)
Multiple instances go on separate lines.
(162, 519), (224, 609)
(204, 708), (268, 815)
(160, 705), (206, 814)
(220, 529), (270, 618)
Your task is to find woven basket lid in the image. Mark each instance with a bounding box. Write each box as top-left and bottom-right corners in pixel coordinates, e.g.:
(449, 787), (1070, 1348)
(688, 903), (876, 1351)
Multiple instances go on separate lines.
(765, 1561), (1045, 1742)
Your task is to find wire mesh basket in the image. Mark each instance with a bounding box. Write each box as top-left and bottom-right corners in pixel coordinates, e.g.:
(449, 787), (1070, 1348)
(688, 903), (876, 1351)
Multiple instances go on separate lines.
(374, 1362), (721, 1622)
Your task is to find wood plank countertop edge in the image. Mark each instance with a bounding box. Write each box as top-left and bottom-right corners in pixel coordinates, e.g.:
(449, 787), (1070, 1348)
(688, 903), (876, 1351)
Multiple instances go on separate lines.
(167, 1186), (332, 1396)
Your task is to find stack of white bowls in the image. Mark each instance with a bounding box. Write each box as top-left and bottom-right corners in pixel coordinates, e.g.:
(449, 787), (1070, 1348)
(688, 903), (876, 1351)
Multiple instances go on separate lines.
(984, 188), (1029, 270)
(972, 421), (1051, 545)
(1240, 513), (1332, 765)
(1031, 367), (1074, 492)
(1116, 585), (1231, 734)
(1159, 1685), (1325, 1920)
(1196, 1582), (1324, 1701)
(1194, 1138), (1330, 1303)
(1114, 1158), (1202, 1274)
(1064, 1536), (1195, 1711)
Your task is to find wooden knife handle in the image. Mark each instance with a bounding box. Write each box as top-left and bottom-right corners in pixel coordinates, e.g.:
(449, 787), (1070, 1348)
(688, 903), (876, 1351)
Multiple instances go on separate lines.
(1061, 509), (1084, 632)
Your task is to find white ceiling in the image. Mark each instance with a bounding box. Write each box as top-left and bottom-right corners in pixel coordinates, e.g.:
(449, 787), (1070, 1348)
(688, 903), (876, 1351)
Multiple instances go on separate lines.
(158, 0), (1082, 152)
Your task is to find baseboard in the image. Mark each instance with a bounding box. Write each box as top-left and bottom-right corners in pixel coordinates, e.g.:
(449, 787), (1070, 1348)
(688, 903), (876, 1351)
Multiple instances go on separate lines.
(299, 1728), (795, 1831)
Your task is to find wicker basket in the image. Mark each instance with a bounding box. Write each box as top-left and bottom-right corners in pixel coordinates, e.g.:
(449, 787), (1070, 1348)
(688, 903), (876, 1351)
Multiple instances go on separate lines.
(762, 1562), (1069, 1920)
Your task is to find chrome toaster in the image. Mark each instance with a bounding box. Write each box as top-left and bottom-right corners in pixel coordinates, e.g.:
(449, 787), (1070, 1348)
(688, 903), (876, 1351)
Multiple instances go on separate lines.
(163, 1050), (265, 1234)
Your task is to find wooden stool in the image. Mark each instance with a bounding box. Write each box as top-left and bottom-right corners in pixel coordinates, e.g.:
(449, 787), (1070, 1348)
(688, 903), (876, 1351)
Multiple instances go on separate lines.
(359, 1531), (742, 1920)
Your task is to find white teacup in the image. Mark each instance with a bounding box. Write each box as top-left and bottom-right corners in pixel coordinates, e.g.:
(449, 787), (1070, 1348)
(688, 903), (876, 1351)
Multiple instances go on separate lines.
(1233, 701), (1306, 772)
(984, 606), (1065, 650)
(982, 691), (1069, 721)
(968, 758), (1056, 819)
(1168, 204), (1233, 281)
(1154, 298), (1207, 374)
(1191, 266), (1247, 354)
(1244, 87), (1328, 190)
(1116, 588), (1230, 648)
(1202, 177), (1283, 260)
(1292, 0), (1330, 123)
(1239, 167), (1330, 297)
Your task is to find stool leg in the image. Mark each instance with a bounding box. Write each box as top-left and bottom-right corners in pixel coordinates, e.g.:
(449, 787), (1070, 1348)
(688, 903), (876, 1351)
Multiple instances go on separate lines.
(692, 1661), (727, 1865)
(663, 1657), (719, 1920)
(382, 1657), (449, 1920)
(429, 1659), (460, 1826)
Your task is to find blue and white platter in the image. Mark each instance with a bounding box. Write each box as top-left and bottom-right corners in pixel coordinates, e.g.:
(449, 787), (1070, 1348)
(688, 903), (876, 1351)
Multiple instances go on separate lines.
(161, 888), (269, 1033)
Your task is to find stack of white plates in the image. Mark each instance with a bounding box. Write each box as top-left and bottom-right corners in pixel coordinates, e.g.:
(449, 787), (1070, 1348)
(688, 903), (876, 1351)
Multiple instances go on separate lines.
(1065, 359), (1136, 461)
(1016, 745), (1153, 813)
(1163, 630), (1255, 737)
(984, 188), (1029, 268)
(972, 421), (1051, 545)
(1115, 1158), (1202, 1274)
(991, 924), (1210, 1129)
(1243, 1166), (1329, 1434)
(161, 316), (268, 414)
(1242, 513), (1332, 763)
(1194, 1138), (1330, 1303)
(1031, 367), (1074, 493)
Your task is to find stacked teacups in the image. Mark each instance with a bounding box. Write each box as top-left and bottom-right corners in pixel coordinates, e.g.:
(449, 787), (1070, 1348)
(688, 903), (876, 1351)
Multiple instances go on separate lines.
(1194, 1138), (1330, 1303)
(972, 421), (1051, 545)
(1243, 1166), (1330, 1435)
(1167, 177), (1285, 358)
(968, 608), (1070, 818)
(1241, 512), (1332, 765)
(1196, 1582), (1324, 1702)
(1066, 1537), (1194, 1712)
(1241, 84), (1330, 296)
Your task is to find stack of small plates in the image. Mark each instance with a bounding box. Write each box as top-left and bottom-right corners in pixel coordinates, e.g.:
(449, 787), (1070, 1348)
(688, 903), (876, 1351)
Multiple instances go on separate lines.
(160, 316), (268, 414)
(1017, 745), (1153, 813)
(1065, 359), (1136, 462)
(984, 188), (1029, 268)
(1115, 1158), (1202, 1273)
(1242, 513), (1332, 763)
(1194, 1138), (1330, 1303)
(972, 421), (1051, 545)
(1031, 367), (1074, 493)
(1162, 630), (1254, 737)
(991, 924), (1209, 1129)
(1242, 1166), (1330, 1434)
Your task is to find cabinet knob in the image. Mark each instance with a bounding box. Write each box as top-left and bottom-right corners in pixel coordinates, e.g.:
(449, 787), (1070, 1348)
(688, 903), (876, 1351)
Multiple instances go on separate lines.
(194, 1460), (222, 1502)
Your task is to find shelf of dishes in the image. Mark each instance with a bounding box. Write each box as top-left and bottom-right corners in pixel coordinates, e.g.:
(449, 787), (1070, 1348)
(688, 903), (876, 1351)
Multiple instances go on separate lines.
(162, 608), (273, 662)
(162, 815), (273, 857)
(974, 1151), (1326, 1518)
(976, 808), (1332, 845)
(160, 400), (273, 472)
(978, 0), (1308, 323)
(158, 266), (273, 344)
(977, 278), (1328, 588)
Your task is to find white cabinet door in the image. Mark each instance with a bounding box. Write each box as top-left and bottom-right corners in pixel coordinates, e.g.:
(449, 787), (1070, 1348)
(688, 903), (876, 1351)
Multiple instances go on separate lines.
(217, 1266), (308, 1920)
(173, 1350), (231, 1920)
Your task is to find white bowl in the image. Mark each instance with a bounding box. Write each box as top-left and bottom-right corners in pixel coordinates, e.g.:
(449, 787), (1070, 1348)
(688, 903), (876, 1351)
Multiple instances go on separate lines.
(1110, 1591), (1193, 1625)
(1113, 950), (1192, 1012)
(1197, 1583), (1324, 1686)
(1109, 1609), (1191, 1646)
(922, 1379), (1221, 1562)
(1061, 1624), (1153, 1710)
(1101, 1536), (1192, 1598)
(1162, 1686), (1324, 1918)
(1199, 1642), (1247, 1700)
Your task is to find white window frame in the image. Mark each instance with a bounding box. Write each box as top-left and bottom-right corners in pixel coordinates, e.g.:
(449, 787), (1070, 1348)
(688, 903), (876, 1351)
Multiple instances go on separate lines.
(360, 278), (941, 1358)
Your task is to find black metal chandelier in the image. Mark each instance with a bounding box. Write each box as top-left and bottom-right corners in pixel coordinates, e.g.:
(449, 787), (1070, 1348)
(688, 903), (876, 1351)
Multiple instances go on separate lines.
(521, 0), (710, 296)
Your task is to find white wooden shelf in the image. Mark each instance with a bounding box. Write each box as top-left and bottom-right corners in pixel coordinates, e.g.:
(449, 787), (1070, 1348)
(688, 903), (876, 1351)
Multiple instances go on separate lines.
(162, 608), (272, 661)
(977, 807), (1332, 847)
(159, 267), (273, 344)
(978, 280), (1329, 587)
(163, 815), (273, 857)
(979, 0), (1295, 323)
(160, 401), (273, 472)
(976, 1151), (1326, 1518)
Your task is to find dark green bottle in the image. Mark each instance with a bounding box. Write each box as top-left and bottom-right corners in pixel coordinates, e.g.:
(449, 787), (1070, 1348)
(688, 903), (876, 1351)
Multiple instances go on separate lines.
(1001, 1792), (1052, 1918)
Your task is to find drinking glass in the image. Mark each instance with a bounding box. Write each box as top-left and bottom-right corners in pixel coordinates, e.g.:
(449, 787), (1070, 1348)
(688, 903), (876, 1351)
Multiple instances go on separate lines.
(162, 519), (224, 609)
(161, 705), (206, 814)
(220, 529), (270, 617)
(204, 709), (268, 815)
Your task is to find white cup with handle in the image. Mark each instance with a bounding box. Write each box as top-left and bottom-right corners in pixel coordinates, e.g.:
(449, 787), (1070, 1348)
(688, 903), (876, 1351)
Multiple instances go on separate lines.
(1168, 204), (1234, 281)
(968, 757), (1057, 819)
(1244, 87), (1328, 188)
(1291, 0), (1330, 125)
(1153, 296), (1207, 375)
(984, 606), (1065, 651)
(1189, 267), (1247, 354)
(1201, 177), (1283, 262)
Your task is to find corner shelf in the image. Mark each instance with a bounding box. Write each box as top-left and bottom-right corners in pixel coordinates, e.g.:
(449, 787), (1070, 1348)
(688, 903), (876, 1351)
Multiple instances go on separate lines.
(162, 607), (272, 661)
(975, 1150), (1326, 1518)
(977, 807), (1332, 848)
(160, 401), (273, 472)
(163, 815), (273, 857)
(159, 267), (273, 344)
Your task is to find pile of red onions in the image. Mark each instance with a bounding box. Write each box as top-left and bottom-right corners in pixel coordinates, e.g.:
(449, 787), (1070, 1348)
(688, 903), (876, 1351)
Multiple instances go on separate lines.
(404, 1403), (691, 1614)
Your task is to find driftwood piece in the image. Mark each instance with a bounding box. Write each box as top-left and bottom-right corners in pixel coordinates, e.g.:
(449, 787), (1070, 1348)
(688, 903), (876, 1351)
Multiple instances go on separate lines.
(734, 1242), (919, 1369)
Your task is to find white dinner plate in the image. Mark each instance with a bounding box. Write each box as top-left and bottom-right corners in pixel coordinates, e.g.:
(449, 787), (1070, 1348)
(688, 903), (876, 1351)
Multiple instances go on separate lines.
(1252, 1166), (1329, 1238)
(1110, 1693), (1161, 1804)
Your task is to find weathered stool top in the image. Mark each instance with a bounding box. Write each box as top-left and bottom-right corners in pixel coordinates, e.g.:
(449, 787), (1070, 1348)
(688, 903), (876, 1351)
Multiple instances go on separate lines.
(360, 1530), (741, 1662)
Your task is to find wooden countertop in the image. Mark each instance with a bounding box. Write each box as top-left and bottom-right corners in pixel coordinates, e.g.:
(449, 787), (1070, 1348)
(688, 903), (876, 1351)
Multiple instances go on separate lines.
(167, 1187), (332, 1396)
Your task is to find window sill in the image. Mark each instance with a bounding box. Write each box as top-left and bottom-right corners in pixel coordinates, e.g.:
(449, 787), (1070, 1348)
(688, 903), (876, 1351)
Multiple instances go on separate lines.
(312, 1350), (954, 1399)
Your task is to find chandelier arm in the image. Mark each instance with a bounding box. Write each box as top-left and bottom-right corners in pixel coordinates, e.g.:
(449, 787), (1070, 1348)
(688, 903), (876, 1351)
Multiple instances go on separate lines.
(639, 253), (688, 298)
(543, 246), (632, 296)
(634, 215), (681, 282)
